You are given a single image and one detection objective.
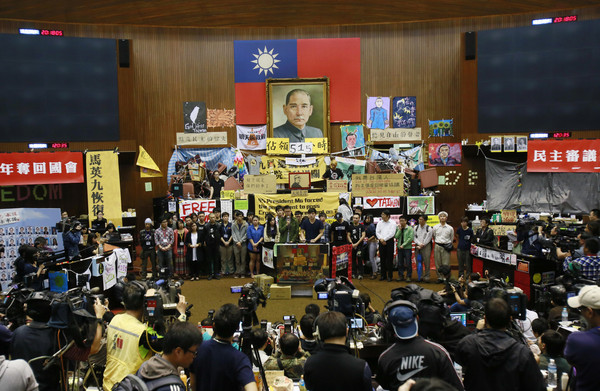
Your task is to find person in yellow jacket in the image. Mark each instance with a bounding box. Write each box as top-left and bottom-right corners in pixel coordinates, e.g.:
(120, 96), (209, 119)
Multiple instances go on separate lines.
(103, 281), (188, 391)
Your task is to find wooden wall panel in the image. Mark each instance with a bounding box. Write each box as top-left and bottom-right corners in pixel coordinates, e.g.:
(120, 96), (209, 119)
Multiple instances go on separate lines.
(1, 6), (599, 226)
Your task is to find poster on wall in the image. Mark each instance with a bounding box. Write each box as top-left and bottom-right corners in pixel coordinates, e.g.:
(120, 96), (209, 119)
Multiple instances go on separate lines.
(392, 96), (416, 128)
(516, 136), (528, 152)
(407, 196), (435, 215)
(340, 125), (365, 157)
(490, 136), (502, 152)
(428, 143), (462, 166)
(504, 136), (515, 152)
(366, 96), (390, 129)
(183, 101), (207, 133)
(236, 125), (267, 150)
(0, 208), (64, 291)
(428, 119), (453, 137)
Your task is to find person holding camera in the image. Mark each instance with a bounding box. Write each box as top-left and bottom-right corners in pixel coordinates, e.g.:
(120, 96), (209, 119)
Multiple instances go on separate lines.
(455, 298), (544, 391)
(190, 303), (257, 391)
(103, 282), (187, 391)
(303, 311), (372, 391)
(264, 333), (310, 380)
(63, 220), (82, 260)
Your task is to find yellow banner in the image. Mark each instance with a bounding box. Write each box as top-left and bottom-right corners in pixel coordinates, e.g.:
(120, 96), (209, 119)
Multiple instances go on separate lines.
(254, 192), (341, 224)
(266, 138), (329, 155)
(260, 156), (327, 184)
(86, 151), (123, 227)
(136, 146), (161, 172)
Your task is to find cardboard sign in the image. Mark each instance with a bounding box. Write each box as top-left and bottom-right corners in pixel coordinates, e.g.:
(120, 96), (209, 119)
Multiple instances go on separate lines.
(352, 173), (405, 196)
(501, 210), (517, 223)
(370, 128), (422, 142)
(363, 196), (401, 209)
(176, 132), (228, 146)
(327, 180), (348, 192)
(179, 199), (217, 218)
(244, 175), (277, 194)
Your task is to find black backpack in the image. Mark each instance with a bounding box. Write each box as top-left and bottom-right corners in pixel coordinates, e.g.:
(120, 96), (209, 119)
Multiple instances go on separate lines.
(112, 374), (183, 391)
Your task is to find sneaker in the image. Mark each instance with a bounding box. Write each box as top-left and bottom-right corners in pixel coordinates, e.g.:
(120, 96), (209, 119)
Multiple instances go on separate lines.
(358, 275), (363, 280)
(406, 277), (411, 283)
(387, 277), (392, 282)
(207, 275), (213, 281)
(379, 276), (386, 281)
(397, 277), (405, 282)
(371, 275), (377, 280)
(215, 274), (221, 280)
(234, 275), (239, 279)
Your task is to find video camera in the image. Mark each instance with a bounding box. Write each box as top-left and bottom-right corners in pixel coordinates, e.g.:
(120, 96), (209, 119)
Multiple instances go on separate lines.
(144, 276), (190, 327)
(0, 283), (33, 329)
(314, 276), (365, 319)
(238, 283), (267, 326)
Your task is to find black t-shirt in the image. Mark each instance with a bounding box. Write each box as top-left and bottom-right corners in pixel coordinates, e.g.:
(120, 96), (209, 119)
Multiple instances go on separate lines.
(301, 219), (324, 242)
(330, 221), (350, 246)
(210, 178), (225, 198)
(196, 223), (207, 244)
(349, 224), (365, 244)
(323, 168), (344, 180)
(206, 222), (221, 245)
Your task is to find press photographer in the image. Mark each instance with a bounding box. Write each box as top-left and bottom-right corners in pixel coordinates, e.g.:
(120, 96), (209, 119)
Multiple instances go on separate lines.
(103, 280), (188, 391)
(10, 290), (106, 391)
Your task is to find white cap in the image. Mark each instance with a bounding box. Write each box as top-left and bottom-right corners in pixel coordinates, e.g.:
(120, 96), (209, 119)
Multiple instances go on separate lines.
(567, 285), (600, 310)
(144, 218), (153, 225)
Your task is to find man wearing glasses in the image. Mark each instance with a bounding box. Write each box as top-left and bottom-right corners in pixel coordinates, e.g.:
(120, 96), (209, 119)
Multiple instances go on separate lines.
(565, 285), (600, 391)
(137, 322), (203, 391)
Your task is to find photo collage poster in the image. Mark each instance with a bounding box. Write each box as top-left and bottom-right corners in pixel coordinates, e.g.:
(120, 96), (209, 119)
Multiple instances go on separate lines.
(0, 208), (64, 291)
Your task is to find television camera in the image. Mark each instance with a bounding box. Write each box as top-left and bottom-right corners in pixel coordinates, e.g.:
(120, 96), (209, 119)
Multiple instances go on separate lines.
(313, 276), (365, 319)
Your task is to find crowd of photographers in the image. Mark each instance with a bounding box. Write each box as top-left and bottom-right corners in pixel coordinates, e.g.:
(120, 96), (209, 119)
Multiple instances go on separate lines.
(1, 208), (599, 390)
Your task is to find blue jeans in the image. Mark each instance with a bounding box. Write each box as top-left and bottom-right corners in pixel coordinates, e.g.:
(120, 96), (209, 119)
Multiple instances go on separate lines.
(397, 248), (413, 278)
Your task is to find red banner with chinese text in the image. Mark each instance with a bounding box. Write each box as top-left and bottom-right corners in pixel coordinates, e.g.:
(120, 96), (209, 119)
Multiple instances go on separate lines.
(527, 139), (600, 173)
(0, 152), (84, 186)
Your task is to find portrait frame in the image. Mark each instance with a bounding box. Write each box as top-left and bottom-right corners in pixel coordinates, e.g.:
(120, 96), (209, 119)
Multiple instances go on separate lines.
(504, 136), (515, 152)
(267, 78), (330, 151)
(288, 172), (311, 190)
(490, 136), (502, 152)
(516, 136), (528, 152)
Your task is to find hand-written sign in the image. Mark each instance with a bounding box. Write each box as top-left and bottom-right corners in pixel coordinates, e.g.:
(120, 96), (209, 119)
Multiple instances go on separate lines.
(243, 175), (277, 194)
(267, 138), (329, 155)
(352, 174), (405, 196)
(176, 132), (228, 146)
(326, 180), (348, 192)
(501, 210), (517, 223)
(370, 128), (422, 142)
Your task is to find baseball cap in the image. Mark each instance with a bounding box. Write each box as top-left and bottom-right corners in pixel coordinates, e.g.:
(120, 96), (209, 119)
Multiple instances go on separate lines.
(388, 305), (418, 339)
(335, 212), (343, 220)
(568, 285), (600, 310)
(144, 218), (153, 225)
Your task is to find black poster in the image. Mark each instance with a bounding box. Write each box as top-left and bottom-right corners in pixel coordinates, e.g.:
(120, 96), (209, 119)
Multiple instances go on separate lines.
(183, 101), (207, 133)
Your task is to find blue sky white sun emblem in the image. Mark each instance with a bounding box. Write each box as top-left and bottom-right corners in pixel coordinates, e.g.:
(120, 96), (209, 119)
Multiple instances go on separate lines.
(251, 46), (281, 76)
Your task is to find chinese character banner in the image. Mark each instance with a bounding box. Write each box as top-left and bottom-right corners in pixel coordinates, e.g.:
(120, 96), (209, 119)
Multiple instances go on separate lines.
(86, 151), (123, 227)
(0, 152), (83, 186)
(527, 139), (600, 173)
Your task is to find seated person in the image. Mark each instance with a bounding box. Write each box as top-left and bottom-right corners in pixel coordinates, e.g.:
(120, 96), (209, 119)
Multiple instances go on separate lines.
(91, 211), (108, 233)
(299, 314), (320, 355)
(264, 333), (310, 380)
(102, 223), (121, 243)
(562, 238), (600, 281)
(538, 330), (571, 380)
(360, 293), (382, 324)
(250, 328), (270, 372)
(200, 317), (214, 341)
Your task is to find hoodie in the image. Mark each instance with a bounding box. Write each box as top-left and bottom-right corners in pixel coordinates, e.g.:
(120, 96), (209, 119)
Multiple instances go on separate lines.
(137, 355), (184, 391)
(455, 329), (544, 391)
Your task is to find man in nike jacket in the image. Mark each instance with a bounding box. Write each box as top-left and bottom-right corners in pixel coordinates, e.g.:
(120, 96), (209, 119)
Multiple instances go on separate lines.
(377, 302), (464, 390)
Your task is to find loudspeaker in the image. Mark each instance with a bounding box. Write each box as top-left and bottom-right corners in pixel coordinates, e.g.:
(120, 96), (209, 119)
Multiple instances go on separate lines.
(118, 39), (130, 68)
(465, 32), (476, 60)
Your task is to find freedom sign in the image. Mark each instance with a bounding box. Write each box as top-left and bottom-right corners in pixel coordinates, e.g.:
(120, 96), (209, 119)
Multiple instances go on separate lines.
(179, 199), (217, 219)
